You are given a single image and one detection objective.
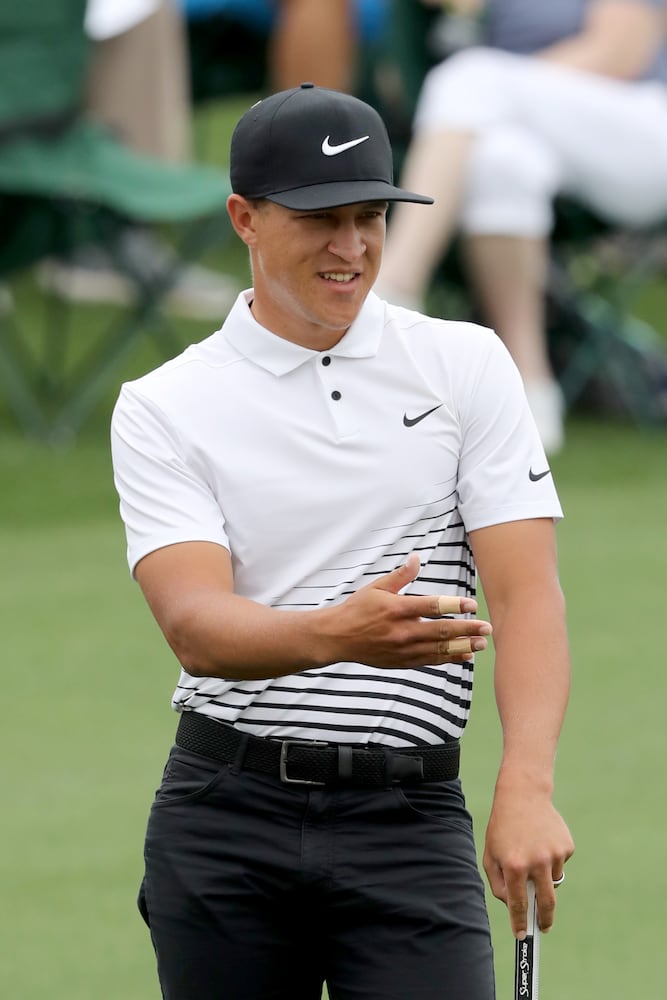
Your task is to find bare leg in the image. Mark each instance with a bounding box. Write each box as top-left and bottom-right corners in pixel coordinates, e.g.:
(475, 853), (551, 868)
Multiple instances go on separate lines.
(463, 234), (552, 380)
(464, 233), (564, 453)
(270, 0), (355, 92)
(85, 0), (191, 163)
(377, 130), (475, 303)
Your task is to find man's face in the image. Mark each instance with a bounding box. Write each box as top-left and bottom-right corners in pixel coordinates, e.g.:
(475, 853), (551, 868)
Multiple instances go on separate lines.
(246, 199), (388, 348)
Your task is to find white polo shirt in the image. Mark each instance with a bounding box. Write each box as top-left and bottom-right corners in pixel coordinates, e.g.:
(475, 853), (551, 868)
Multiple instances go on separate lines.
(111, 290), (562, 747)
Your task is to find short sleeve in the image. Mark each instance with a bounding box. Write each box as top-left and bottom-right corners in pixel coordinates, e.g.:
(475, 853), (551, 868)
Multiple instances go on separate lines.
(456, 334), (563, 531)
(111, 384), (230, 575)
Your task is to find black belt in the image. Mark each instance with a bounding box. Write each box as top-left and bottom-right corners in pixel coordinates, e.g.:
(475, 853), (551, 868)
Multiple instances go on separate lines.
(175, 711), (460, 788)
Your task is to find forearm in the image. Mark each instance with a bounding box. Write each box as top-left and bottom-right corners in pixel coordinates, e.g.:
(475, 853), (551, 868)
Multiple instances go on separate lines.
(492, 584), (571, 794)
(471, 520), (574, 933)
(163, 590), (333, 680)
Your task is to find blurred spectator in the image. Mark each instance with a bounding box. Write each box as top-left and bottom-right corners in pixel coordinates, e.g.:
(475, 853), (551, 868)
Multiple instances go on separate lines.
(182, 0), (389, 92)
(375, 0), (667, 453)
(38, 0), (239, 321)
(269, 0), (356, 92)
(85, 0), (191, 163)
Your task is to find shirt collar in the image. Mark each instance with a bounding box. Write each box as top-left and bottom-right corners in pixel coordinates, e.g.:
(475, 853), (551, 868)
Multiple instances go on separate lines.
(221, 289), (385, 376)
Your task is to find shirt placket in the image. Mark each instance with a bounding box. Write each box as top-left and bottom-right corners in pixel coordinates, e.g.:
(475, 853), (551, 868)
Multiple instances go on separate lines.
(315, 353), (359, 438)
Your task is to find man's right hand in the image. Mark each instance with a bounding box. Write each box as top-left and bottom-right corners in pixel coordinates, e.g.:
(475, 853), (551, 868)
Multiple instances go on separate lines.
(319, 552), (492, 669)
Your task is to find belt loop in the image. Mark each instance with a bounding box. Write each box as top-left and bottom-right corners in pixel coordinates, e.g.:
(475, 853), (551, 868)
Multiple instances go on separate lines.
(337, 745), (354, 781)
(382, 746), (393, 787)
(383, 747), (424, 785)
(229, 732), (250, 775)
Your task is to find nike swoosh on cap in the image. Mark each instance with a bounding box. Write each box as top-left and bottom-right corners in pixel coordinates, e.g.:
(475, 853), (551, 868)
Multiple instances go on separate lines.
(321, 135), (370, 156)
(528, 467), (552, 482)
(403, 405), (442, 427)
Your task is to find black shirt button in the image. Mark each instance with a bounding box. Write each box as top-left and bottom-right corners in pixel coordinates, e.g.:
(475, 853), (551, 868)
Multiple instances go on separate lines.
(331, 390), (342, 401)
(322, 356), (331, 366)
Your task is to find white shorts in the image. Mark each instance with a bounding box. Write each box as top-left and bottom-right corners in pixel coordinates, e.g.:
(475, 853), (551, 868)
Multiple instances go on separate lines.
(414, 47), (667, 236)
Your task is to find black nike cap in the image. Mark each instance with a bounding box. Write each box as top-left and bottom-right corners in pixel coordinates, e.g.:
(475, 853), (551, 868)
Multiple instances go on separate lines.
(230, 83), (434, 210)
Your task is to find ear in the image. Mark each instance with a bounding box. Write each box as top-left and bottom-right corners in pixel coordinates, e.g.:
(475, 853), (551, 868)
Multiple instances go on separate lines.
(227, 193), (259, 247)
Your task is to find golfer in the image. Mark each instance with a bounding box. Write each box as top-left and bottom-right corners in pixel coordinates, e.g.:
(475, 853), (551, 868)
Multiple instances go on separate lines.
(111, 83), (574, 1000)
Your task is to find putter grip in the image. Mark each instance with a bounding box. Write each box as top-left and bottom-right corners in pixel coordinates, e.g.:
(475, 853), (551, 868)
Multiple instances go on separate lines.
(514, 880), (540, 1000)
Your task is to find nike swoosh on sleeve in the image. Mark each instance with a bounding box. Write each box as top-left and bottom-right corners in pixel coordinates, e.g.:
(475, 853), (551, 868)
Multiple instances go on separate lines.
(528, 468), (551, 482)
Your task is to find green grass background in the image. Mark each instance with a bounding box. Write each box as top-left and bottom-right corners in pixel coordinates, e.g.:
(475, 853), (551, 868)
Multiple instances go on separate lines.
(2, 94), (667, 998)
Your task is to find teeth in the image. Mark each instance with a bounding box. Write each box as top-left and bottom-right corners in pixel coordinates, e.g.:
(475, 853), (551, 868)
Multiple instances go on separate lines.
(322, 273), (355, 282)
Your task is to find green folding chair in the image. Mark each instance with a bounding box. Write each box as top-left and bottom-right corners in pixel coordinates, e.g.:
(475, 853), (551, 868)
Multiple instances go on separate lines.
(0, 0), (233, 441)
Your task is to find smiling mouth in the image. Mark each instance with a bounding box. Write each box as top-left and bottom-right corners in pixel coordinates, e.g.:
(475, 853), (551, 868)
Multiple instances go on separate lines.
(320, 272), (358, 283)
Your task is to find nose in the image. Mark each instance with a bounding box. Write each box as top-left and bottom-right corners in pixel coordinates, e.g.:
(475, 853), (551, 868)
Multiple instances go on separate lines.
(328, 221), (366, 261)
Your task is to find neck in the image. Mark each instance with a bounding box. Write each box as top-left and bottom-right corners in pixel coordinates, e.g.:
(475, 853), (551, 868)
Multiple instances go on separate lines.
(249, 296), (354, 352)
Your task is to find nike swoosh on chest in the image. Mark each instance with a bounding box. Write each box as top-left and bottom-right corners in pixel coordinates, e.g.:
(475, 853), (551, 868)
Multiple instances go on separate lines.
(403, 404), (443, 427)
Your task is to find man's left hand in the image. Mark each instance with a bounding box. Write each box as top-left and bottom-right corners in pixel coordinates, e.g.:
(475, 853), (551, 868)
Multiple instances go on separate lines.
(483, 785), (574, 939)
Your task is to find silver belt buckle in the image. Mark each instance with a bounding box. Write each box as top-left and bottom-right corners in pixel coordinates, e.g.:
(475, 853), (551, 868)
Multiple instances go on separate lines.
(279, 740), (327, 785)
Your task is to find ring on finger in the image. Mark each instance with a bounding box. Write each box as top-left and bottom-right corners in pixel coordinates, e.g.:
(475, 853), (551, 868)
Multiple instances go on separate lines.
(552, 871), (566, 888)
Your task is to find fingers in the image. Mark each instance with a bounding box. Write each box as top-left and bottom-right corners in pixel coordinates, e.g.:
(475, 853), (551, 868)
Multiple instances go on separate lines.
(368, 555), (488, 624)
(500, 871), (545, 941)
(435, 594), (478, 616)
(493, 867), (528, 940)
(489, 864), (566, 939)
(535, 858), (571, 932)
(345, 554), (492, 668)
(370, 556), (476, 612)
(372, 552), (421, 594)
(369, 555), (481, 619)
(401, 586), (488, 625)
(438, 634), (489, 657)
(485, 859), (506, 906)
(534, 874), (558, 934)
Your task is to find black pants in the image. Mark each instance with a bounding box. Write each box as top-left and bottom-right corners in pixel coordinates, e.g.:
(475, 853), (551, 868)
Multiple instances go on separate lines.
(139, 745), (496, 1000)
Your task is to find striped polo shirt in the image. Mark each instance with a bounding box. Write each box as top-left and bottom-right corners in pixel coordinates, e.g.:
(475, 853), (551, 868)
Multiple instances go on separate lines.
(111, 290), (562, 748)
